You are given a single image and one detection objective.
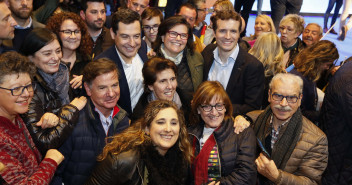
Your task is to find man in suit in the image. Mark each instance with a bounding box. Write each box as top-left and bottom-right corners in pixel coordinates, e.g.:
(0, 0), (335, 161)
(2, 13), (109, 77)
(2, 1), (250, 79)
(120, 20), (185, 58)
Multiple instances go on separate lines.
(95, 9), (148, 115)
(4, 0), (44, 51)
(202, 10), (264, 116)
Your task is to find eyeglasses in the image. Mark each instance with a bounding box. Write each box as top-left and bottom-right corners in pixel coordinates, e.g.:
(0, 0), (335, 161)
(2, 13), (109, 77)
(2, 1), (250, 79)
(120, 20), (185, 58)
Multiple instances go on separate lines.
(143, 24), (159, 32)
(271, 93), (300, 103)
(167, 31), (188, 40)
(0, 83), (35, 96)
(200, 103), (225, 112)
(59, 30), (81, 35)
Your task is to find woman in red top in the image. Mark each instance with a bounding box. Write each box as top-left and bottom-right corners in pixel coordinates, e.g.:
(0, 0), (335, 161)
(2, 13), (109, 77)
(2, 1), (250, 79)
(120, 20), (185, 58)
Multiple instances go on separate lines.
(0, 52), (64, 185)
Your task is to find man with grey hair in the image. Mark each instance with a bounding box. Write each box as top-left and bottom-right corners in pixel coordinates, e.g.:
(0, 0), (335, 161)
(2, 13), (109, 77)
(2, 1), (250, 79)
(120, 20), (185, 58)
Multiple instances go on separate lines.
(302, 23), (323, 47)
(246, 73), (328, 184)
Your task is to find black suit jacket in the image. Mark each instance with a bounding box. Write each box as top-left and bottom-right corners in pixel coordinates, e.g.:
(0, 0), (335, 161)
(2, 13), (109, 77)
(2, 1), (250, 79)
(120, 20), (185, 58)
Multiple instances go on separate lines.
(95, 41), (148, 115)
(202, 44), (264, 115)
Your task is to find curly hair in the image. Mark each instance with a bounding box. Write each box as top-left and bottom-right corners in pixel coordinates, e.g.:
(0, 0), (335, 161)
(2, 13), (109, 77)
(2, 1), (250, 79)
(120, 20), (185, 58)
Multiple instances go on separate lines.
(294, 40), (339, 81)
(0, 51), (36, 85)
(152, 15), (194, 56)
(98, 100), (193, 164)
(189, 81), (234, 126)
(249, 32), (285, 77)
(46, 12), (92, 59)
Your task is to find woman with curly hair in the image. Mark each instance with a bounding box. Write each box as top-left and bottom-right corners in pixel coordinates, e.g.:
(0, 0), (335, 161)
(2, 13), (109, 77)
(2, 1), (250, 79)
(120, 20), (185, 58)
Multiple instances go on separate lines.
(86, 100), (193, 185)
(290, 40), (339, 124)
(249, 32), (286, 108)
(46, 12), (93, 89)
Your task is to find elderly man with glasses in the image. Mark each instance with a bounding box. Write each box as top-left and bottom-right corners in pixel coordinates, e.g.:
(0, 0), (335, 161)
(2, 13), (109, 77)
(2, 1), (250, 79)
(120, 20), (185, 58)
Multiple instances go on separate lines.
(245, 73), (328, 185)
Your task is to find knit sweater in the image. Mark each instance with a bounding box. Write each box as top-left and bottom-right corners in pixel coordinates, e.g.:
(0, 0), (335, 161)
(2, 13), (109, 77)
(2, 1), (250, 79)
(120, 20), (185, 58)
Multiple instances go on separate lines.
(0, 116), (58, 185)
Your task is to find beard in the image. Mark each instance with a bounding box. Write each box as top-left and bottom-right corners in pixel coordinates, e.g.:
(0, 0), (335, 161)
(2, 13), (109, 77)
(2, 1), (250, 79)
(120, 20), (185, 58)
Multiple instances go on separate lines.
(10, 6), (32, 19)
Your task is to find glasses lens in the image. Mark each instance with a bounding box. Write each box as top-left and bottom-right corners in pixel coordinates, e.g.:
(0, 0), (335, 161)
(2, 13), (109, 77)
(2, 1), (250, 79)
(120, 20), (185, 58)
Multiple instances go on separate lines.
(202, 105), (211, 112)
(215, 104), (224, 111)
(286, 96), (298, 103)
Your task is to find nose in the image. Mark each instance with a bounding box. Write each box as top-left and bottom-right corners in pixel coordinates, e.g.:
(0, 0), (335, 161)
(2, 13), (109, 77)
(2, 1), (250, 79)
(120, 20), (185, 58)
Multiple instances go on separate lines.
(21, 0), (28, 5)
(20, 87), (30, 97)
(166, 80), (172, 89)
(165, 123), (171, 132)
(136, 5), (140, 12)
(225, 31), (231, 39)
(97, 11), (103, 19)
(280, 97), (288, 106)
(10, 16), (18, 27)
(129, 37), (136, 47)
(150, 27), (155, 33)
(106, 87), (115, 97)
(53, 53), (60, 61)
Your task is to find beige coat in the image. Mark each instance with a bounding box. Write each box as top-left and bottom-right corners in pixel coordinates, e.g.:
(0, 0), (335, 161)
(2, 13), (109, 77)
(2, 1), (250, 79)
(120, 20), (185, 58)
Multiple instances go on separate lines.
(248, 110), (328, 185)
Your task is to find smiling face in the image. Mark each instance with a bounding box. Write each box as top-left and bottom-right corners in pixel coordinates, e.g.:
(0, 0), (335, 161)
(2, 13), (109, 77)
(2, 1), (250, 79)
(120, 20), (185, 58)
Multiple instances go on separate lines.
(142, 16), (161, 43)
(0, 3), (17, 41)
(147, 107), (180, 156)
(0, 73), (33, 121)
(148, 68), (177, 101)
(161, 24), (188, 58)
(111, 20), (141, 63)
(84, 70), (120, 117)
(279, 21), (300, 48)
(215, 19), (240, 56)
(302, 24), (322, 47)
(29, 39), (62, 74)
(8, 0), (33, 20)
(81, 2), (106, 31)
(59, 19), (81, 51)
(198, 95), (226, 128)
(269, 80), (302, 124)
(254, 17), (271, 38)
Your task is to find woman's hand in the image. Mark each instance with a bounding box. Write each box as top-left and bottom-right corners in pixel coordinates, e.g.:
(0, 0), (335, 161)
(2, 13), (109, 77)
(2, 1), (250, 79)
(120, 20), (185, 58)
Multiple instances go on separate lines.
(70, 75), (83, 89)
(36, 113), (59, 129)
(233, 115), (250, 134)
(45, 149), (64, 165)
(147, 49), (156, 58)
(70, 96), (87, 111)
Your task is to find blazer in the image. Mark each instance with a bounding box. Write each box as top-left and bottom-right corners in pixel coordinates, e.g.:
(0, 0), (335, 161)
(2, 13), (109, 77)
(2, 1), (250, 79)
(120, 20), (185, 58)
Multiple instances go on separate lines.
(95, 41), (148, 115)
(202, 44), (265, 116)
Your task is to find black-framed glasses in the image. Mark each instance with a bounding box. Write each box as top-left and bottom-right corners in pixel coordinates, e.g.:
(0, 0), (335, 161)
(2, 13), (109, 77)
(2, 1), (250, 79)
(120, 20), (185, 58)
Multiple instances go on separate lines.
(142, 24), (159, 32)
(200, 103), (225, 112)
(59, 30), (81, 35)
(0, 83), (35, 96)
(271, 93), (300, 103)
(167, 31), (188, 40)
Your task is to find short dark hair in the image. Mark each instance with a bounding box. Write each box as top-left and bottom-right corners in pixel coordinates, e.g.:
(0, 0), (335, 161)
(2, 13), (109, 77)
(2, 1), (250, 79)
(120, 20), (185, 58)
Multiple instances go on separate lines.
(141, 7), (163, 22)
(0, 51), (36, 85)
(211, 10), (242, 32)
(83, 58), (119, 85)
(152, 15), (194, 56)
(176, 2), (198, 21)
(81, 0), (105, 12)
(111, 8), (141, 34)
(142, 57), (177, 92)
(20, 28), (58, 56)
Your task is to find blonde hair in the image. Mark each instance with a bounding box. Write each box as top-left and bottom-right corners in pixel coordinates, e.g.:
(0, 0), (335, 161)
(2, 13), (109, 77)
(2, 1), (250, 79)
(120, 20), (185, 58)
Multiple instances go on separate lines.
(249, 32), (286, 77)
(279, 14), (305, 35)
(214, 0), (234, 12)
(255, 14), (276, 37)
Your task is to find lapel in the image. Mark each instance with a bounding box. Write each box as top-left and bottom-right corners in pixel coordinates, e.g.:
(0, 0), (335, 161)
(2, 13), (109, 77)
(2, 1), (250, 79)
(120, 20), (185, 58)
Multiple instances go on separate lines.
(225, 48), (245, 95)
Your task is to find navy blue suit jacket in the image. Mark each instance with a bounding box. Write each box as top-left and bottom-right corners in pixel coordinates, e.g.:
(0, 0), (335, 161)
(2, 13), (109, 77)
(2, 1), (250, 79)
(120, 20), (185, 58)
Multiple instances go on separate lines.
(202, 44), (265, 116)
(95, 41), (148, 115)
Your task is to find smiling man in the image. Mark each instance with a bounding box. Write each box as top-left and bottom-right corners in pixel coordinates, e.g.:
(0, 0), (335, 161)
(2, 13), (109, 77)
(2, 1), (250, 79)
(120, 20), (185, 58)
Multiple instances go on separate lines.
(141, 7), (163, 52)
(302, 23), (323, 47)
(56, 58), (130, 185)
(202, 10), (264, 116)
(247, 73), (328, 185)
(95, 8), (148, 115)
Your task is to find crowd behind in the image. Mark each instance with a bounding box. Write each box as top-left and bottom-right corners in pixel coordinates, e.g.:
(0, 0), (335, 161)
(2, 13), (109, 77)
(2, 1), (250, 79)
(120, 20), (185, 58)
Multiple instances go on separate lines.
(0, 0), (351, 184)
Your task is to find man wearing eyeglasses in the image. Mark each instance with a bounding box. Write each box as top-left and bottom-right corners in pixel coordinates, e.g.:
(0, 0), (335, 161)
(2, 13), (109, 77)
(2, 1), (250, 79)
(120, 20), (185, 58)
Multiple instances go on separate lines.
(141, 7), (163, 52)
(95, 9), (148, 115)
(202, 10), (264, 116)
(246, 73), (328, 184)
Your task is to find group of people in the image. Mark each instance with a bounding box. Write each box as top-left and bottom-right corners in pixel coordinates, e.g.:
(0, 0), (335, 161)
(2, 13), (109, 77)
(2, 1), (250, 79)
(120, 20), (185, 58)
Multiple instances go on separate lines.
(0, 0), (351, 184)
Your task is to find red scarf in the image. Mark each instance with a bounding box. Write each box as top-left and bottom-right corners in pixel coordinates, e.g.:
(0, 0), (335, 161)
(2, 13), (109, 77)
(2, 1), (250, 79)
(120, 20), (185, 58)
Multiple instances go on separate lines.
(192, 134), (216, 185)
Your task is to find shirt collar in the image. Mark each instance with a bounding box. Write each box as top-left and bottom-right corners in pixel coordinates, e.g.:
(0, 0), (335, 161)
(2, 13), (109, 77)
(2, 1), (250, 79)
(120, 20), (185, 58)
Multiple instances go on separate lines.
(213, 43), (239, 66)
(15, 17), (32, 29)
